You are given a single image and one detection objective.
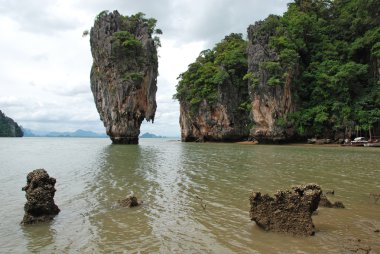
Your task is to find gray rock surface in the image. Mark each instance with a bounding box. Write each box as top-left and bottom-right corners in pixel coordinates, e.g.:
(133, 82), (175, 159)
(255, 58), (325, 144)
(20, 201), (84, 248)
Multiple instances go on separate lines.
(21, 169), (60, 224)
(249, 183), (322, 236)
(90, 11), (158, 144)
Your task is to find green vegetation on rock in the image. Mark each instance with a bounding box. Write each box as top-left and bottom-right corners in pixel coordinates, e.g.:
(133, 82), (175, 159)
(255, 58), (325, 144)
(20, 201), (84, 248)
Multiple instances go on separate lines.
(175, 0), (380, 141)
(0, 110), (23, 137)
(267, 0), (380, 137)
(174, 33), (248, 114)
(90, 10), (159, 144)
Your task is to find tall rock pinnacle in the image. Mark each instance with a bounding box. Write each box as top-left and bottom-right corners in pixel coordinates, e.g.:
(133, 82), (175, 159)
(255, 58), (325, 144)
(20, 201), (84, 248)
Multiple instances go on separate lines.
(90, 10), (159, 144)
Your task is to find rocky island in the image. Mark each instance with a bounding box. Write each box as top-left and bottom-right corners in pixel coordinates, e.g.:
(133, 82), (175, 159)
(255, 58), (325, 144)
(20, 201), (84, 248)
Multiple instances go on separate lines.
(175, 34), (250, 142)
(90, 10), (161, 144)
(174, 0), (380, 143)
(0, 110), (23, 137)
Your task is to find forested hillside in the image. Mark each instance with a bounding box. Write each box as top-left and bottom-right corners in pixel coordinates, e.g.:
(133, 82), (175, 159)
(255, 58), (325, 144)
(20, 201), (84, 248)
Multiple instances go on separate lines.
(175, 0), (380, 142)
(0, 110), (23, 137)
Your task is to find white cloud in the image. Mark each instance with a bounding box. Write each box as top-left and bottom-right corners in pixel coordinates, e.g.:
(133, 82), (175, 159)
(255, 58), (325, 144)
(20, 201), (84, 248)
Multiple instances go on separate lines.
(0, 0), (288, 136)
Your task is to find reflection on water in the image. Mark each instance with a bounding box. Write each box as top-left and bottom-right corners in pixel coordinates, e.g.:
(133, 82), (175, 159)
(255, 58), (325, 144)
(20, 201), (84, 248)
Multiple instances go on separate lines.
(22, 223), (57, 253)
(0, 138), (379, 253)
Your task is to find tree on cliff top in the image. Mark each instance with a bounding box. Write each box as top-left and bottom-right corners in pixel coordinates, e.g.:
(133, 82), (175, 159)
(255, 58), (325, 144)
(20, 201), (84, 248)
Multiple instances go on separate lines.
(0, 110), (23, 137)
(174, 33), (248, 113)
(272, 0), (380, 137)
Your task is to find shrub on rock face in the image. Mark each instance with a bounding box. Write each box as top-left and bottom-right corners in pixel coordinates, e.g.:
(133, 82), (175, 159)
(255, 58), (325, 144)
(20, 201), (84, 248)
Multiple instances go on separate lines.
(21, 169), (60, 225)
(249, 183), (322, 236)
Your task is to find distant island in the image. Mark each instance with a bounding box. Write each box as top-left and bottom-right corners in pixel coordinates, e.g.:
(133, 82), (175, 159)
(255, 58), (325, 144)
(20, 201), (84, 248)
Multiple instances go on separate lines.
(23, 129), (107, 138)
(0, 110), (23, 137)
(140, 132), (166, 138)
(21, 129), (168, 139)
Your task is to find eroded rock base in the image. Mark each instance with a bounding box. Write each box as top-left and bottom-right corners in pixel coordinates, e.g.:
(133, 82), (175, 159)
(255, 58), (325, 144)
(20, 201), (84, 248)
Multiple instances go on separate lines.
(111, 137), (139, 144)
(249, 183), (322, 236)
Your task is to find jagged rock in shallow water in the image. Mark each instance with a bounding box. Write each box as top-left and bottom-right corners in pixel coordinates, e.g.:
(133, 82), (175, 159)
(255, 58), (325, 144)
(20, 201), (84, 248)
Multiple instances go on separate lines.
(117, 195), (142, 208)
(319, 194), (345, 208)
(247, 16), (296, 143)
(249, 183), (322, 236)
(21, 169), (60, 224)
(90, 10), (159, 144)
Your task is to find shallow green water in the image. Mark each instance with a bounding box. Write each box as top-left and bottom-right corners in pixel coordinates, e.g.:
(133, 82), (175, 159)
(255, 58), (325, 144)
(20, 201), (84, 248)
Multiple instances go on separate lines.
(0, 138), (379, 253)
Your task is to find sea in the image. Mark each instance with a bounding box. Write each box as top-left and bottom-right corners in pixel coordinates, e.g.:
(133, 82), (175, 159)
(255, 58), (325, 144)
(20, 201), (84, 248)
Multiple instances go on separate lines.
(0, 137), (379, 253)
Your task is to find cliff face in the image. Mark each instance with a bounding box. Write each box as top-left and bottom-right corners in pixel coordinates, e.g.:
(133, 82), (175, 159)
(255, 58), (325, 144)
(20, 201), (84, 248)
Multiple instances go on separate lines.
(179, 80), (250, 142)
(247, 18), (296, 143)
(0, 110), (23, 137)
(90, 11), (158, 144)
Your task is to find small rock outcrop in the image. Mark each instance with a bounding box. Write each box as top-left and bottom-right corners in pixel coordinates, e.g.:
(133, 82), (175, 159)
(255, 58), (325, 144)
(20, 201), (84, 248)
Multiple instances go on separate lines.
(247, 16), (296, 143)
(319, 194), (345, 208)
(117, 195), (141, 208)
(90, 11), (159, 144)
(21, 169), (60, 224)
(249, 183), (322, 236)
(0, 110), (23, 137)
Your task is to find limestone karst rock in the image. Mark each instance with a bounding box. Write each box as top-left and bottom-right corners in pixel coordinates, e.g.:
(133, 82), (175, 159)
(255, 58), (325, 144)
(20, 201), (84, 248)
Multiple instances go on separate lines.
(247, 16), (296, 143)
(90, 11), (159, 144)
(21, 169), (60, 224)
(175, 34), (251, 142)
(249, 184), (322, 236)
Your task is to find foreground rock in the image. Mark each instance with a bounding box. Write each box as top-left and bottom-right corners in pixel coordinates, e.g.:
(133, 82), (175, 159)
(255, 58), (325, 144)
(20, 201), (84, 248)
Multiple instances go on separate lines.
(117, 195), (142, 208)
(90, 11), (159, 144)
(249, 184), (322, 236)
(21, 169), (60, 224)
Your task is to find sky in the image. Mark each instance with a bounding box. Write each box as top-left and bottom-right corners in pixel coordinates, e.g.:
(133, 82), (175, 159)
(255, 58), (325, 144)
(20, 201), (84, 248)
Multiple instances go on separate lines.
(0, 0), (289, 136)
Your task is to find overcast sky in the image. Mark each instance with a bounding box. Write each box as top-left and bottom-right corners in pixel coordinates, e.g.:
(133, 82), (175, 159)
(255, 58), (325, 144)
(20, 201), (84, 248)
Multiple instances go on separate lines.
(0, 0), (288, 136)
